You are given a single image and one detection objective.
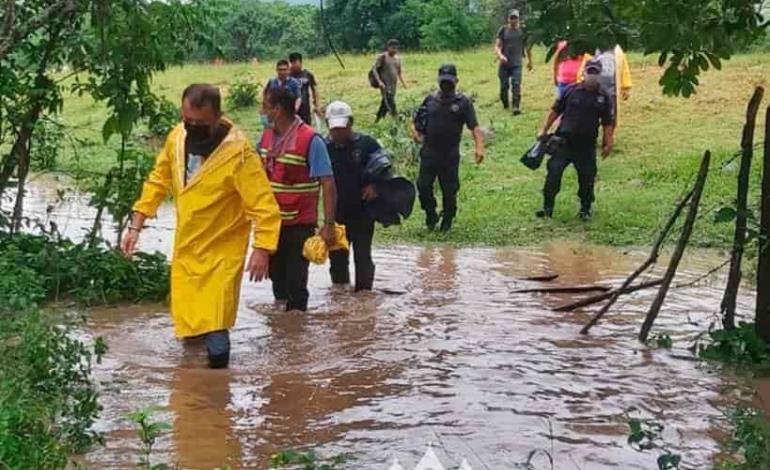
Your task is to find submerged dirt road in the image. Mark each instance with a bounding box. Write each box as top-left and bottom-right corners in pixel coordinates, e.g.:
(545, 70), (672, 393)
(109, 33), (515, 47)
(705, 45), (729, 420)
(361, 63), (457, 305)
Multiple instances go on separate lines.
(12, 179), (760, 469)
(80, 243), (759, 470)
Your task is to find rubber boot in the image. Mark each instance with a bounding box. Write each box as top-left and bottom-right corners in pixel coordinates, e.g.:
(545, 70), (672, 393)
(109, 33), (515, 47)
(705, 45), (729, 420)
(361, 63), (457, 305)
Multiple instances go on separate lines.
(426, 211), (439, 231)
(512, 93), (522, 115)
(205, 330), (230, 369)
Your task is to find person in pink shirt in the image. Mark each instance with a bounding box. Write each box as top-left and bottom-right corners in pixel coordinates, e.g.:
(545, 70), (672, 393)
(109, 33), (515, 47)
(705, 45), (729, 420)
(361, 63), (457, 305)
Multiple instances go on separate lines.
(553, 41), (583, 98)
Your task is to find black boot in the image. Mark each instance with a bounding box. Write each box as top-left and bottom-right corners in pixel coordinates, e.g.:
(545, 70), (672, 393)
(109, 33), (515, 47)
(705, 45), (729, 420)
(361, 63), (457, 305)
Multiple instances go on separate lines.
(205, 330), (230, 369)
(439, 216), (453, 232)
(426, 211), (439, 231)
(579, 205), (592, 221)
(512, 94), (522, 115)
(536, 207), (553, 218)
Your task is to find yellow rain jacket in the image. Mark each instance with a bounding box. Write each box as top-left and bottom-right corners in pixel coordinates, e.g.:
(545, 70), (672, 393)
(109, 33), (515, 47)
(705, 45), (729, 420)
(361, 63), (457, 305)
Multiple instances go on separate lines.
(578, 45), (633, 126)
(133, 121), (281, 338)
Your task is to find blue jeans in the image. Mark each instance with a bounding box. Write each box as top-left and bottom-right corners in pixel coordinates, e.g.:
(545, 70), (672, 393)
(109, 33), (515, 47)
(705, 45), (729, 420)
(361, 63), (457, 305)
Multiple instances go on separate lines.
(556, 82), (572, 99)
(498, 64), (523, 109)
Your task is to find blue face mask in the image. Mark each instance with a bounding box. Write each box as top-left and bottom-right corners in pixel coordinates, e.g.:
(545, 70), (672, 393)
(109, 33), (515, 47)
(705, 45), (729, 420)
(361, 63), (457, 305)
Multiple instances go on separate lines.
(260, 114), (273, 129)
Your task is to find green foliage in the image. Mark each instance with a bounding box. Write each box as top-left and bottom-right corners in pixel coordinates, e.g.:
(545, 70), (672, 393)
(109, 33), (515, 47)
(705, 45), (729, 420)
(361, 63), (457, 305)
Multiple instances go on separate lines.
(205, 0), (326, 61)
(86, 146), (156, 243)
(226, 78), (261, 110)
(270, 449), (347, 469)
(0, 256), (47, 311)
(146, 97), (181, 138)
(30, 118), (66, 171)
(699, 322), (770, 368)
(526, 0), (767, 97)
(650, 334), (674, 349)
(0, 232), (169, 307)
(406, 0), (487, 51)
(714, 408), (770, 470)
(0, 310), (102, 469)
(626, 414), (683, 470)
(128, 406), (173, 470)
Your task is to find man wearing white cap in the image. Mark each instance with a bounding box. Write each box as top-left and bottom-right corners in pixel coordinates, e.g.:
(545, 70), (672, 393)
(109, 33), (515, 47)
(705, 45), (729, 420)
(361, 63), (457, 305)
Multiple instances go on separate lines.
(324, 101), (393, 291)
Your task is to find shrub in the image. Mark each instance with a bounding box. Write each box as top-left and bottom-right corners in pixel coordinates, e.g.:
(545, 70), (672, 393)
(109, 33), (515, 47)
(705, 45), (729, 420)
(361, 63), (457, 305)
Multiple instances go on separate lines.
(699, 322), (770, 368)
(226, 79), (260, 110)
(0, 311), (101, 469)
(0, 232), (169, 307)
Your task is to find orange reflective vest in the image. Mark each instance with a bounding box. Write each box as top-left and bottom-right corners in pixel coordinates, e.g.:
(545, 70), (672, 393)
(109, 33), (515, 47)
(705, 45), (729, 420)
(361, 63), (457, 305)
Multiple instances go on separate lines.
(259, 123), (319, 226)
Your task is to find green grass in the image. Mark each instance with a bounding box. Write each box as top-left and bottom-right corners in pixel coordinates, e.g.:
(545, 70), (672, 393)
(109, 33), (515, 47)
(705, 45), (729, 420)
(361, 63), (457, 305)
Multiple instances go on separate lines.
(57, 47), (770, 247)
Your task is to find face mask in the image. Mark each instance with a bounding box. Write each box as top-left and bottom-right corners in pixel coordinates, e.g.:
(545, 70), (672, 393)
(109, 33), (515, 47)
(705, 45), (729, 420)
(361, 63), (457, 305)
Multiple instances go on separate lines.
(260, 114), (273, 129)
(184, 122), (211, 142)
(439, 81), (456, 96)
(583, 74), (600, 90)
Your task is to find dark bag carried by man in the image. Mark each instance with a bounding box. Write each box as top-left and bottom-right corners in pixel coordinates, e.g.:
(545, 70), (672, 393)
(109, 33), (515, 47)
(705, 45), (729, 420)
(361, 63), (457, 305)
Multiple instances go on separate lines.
(368, 54), (385, 89)
(521, 136), (547, 170)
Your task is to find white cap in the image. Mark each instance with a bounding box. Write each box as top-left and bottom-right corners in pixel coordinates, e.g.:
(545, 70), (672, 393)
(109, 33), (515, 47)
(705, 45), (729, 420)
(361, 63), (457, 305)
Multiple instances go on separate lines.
(325, 100), (353, 129)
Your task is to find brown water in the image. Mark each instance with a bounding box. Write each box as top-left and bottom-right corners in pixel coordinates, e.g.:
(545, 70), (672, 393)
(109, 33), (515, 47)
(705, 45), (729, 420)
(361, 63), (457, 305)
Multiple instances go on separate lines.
(7, 181), (762, 469)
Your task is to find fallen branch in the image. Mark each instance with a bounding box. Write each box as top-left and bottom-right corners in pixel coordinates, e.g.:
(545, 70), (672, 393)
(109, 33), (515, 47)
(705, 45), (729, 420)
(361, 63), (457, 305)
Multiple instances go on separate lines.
(519, 274), (559, 282)
(579, 190), (694, 333)
(553, 279), (664, 312)
(513, 285), (611, 294)
(640, 151), (711, 343)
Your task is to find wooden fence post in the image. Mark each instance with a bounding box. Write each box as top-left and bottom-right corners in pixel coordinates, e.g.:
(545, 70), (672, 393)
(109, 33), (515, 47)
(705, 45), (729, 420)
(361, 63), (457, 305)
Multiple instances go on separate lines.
(757, 107), (770, 343)
(722, 87), (764, 330)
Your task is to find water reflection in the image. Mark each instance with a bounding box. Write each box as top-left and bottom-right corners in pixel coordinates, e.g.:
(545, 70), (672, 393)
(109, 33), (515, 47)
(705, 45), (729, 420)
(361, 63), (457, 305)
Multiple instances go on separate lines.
(170, 347), (241, 470)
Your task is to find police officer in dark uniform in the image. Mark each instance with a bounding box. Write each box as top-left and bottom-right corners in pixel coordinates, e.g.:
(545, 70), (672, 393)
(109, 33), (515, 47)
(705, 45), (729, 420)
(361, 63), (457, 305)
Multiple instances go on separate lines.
(537, 58), (615, 220)
(413, 64), (485, 232)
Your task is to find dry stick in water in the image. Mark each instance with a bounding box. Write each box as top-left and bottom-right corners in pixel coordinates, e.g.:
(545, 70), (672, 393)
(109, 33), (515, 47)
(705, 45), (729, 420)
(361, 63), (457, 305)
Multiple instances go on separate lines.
(554, 259), (729, 314)
(639, 151), (712, 343)
(513, 285), (611, 294)
(577, 190), (694, 333)
(554, 278), (664, 312)
(721, 87), (765, 331)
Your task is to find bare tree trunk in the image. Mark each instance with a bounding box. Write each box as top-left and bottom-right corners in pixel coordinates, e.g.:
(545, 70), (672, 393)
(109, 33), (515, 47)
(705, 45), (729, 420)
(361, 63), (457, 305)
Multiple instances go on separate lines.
(722, 87), (765, 330)
(757, 107), (770, 343)
(639, 151), (711, 343)
(10, 135), (31, 233)
(88, 171), (113, 247)
(580, 190), (693, 333)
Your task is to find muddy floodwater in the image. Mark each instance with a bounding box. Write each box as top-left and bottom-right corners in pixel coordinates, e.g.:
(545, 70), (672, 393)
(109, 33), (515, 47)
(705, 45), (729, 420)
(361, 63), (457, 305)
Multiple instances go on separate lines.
(9, 179), (763, 469)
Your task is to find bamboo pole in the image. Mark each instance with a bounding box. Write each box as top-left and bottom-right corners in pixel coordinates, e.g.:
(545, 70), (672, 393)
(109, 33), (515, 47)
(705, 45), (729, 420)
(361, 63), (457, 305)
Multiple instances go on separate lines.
(639, 151), (711, 343)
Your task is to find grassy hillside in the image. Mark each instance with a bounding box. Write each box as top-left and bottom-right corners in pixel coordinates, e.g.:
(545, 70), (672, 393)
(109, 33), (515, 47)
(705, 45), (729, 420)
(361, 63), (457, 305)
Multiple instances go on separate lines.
(58, 47), (770, 247)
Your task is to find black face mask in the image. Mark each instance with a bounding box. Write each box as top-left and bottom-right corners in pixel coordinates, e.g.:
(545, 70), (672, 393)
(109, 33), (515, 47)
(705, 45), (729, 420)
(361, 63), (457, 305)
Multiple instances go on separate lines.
(439, 81), (456, 96)
(184, 121), (212, 142)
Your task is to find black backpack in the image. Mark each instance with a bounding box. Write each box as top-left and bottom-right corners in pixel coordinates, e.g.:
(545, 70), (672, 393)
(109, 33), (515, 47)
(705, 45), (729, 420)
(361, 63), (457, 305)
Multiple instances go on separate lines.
(368, 54), (384, 88)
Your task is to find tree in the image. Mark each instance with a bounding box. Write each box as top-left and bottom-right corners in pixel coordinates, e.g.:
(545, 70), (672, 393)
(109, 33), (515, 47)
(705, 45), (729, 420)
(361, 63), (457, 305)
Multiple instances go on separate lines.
(0, 0), (210, 239)
(526, 0), (768, 97)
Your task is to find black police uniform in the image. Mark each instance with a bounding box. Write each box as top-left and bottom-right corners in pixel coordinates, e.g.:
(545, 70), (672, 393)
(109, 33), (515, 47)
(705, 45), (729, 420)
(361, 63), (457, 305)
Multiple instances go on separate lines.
(543, 82), (614, 215)
(326, 133), (383, 291)
(414, 91), (478, 229)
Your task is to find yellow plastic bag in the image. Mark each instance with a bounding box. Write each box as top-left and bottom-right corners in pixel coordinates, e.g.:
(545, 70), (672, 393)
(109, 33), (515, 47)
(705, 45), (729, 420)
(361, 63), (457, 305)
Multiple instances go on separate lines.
(302, 224), (349, 265)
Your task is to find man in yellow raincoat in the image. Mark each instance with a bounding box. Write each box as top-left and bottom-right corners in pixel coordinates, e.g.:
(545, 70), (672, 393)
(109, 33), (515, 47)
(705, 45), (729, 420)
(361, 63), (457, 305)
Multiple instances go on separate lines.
(121, 84), (281, 369)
